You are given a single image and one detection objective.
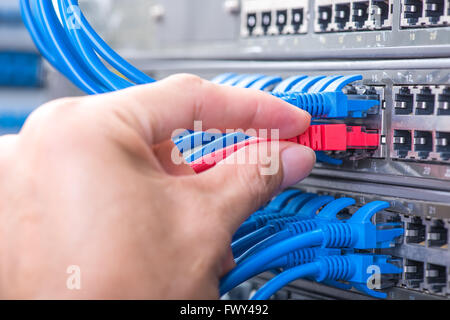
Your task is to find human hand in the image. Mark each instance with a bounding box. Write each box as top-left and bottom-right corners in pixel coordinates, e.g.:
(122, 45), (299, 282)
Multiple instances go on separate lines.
(0, 74), (315, 299)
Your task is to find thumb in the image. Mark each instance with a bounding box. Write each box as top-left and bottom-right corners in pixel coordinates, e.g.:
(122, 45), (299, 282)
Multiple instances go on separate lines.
(193, 141), (316, 233)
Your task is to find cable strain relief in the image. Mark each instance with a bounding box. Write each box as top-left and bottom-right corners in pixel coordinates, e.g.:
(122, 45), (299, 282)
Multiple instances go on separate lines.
(315, 256), (352, 282)
(287, 219), (318, 235)
(286, 248), (318, 268)
(254, 213), (281, 227)
(321, 223), (353, 248)
(270, 216), (302, 231)
(272, 92), (330, 117)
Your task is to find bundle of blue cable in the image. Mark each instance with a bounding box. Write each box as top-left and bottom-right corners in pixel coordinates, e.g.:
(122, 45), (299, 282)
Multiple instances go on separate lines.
(19, 0), (155, 95)
(222, 194), (404, 299)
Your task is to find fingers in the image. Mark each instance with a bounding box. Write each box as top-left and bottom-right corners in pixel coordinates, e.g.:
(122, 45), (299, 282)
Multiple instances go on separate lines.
(99, 74), (311, 145)
(193, 142), (316, 233)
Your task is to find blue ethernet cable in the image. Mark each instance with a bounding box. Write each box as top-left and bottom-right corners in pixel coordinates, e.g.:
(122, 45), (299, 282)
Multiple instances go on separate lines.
(247, 192), (316, 220)
(234, 248), (342, 288)
(245, 189), (304, 218)
(233, 195), (333, 242)
(220, 201), (403, 295)
(235, 197), (350, 264)
(232, 191), (311, 242)
(20, 0), (155, 95)
(211, 73), (238, 84)
(63, 0), (154, 85)
(175, 131), (224, 154)
(20, 0), (97, 93)
(176, 73), (379, 163)
(57, 0), (132, 91)
(251, 254), (402, 300)
(186, 132), (249, 163)
(31, 0), (106, 94)
(232, 195), (330, 257)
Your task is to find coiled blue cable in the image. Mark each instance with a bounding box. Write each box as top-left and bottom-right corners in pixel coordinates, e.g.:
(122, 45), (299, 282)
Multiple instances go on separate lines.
(58, 0), (133, 91)
(20, 0), (155, 95)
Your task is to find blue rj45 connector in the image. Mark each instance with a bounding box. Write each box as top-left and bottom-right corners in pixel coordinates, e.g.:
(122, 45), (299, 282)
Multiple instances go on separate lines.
(220, 201), (403, 296)
(251, 254), (402, 300)
(272, 89), (378, 118)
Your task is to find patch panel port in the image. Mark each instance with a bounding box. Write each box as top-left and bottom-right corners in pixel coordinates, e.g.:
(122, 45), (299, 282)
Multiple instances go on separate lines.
(261, 11), (272, 35)
(437, 87), (450, 115)
(415, 87), (435, 115)
(404, 259), (424, 288)
(276, 10), (288, 34)
(425, 264), (447, 293)
(394, 87), (414, 115)
(352, 1), (370, 29)
(414, 131), (433, 159)
(427, 220), (448, 247)
(405, 216), (425, 244)
(435, 131), (450, 160)
(246, 13), (257, 36)
(425, 0), (445, 24)
(393, 130), (412, 158)
(291, 8), (304, 33)
(371, 0), (391, 27)
(318, 5), (333, 31)
(403, 0), (424, 25)
(335, 3), (351, 30)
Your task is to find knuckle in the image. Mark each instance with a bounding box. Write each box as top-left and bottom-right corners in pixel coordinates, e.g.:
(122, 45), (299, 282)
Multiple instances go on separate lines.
(20, 97), (98, 153)
(166, 73), (205, 89)
(24, 97), (81, 129)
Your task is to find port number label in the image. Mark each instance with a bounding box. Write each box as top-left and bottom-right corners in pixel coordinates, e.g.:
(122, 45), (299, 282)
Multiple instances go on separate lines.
(430, 31), (437, 41)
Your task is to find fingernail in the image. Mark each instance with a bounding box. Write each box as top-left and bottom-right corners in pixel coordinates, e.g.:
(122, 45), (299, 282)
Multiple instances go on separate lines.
(281, 145), (316, 189)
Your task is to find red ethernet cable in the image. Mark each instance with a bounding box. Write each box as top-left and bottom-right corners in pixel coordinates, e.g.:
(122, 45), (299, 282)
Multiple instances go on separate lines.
(189, 124), (379, 173)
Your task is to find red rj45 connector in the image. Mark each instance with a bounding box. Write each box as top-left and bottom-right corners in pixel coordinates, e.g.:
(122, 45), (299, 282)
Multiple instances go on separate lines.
(190, 124), (379, 173)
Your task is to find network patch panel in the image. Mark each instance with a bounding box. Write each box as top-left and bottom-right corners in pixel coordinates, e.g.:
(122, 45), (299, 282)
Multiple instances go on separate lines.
(290, 186), (450, 298)
(315, 0), (393, 32)
(241, 0), (309, 37)
(401, 0), (450, 28)
(223, 185), (449, 299)
(392, 85), (450, 163)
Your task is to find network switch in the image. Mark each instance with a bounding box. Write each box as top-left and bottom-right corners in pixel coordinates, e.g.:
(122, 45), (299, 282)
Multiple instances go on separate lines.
(401, 0), (450, 28)
(241, 0), (309, 36)
(315, 0), (393, 32)
(391, 85), (450, 163)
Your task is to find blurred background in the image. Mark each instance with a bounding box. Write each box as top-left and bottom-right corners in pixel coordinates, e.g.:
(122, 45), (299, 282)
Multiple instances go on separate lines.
(0, 0), (160, 135)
